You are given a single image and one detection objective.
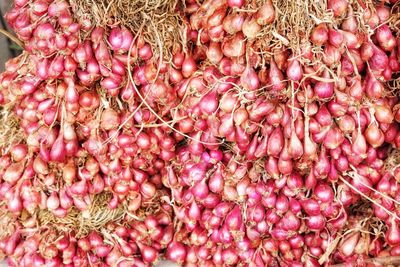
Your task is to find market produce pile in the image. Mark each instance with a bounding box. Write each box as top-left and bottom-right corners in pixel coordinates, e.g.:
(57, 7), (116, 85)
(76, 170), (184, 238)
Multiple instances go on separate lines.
(0, 0), (399, 266)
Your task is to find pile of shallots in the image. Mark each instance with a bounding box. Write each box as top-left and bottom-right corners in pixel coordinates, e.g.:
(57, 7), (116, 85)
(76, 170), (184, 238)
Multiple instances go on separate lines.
(0, 0), (399, 266)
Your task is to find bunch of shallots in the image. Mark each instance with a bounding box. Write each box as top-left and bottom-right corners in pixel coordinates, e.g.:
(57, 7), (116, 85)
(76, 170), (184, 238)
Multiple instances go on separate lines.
(0, 0), (399, 266)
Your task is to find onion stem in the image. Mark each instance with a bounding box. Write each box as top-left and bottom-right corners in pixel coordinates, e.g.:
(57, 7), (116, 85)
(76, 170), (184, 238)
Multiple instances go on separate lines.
(0, 28), (23, 48)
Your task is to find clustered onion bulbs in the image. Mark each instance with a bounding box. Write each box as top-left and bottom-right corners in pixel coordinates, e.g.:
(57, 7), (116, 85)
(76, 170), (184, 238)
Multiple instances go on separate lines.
(0, 0), (399, 266)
